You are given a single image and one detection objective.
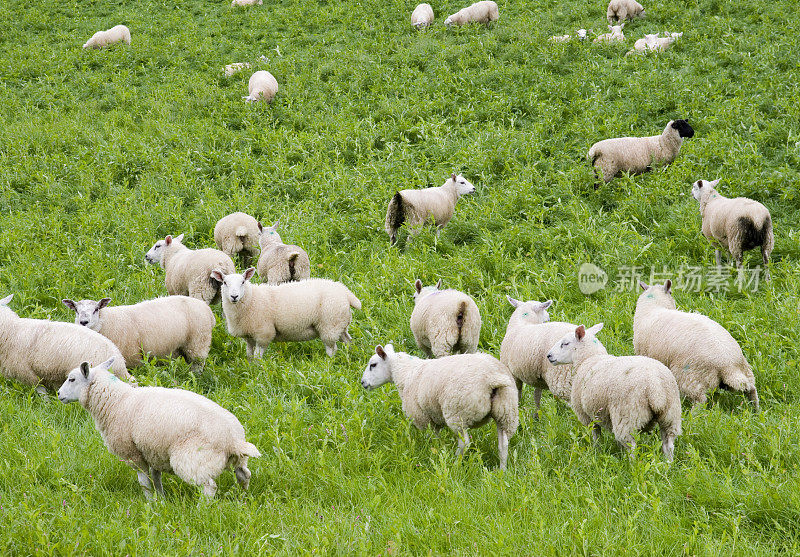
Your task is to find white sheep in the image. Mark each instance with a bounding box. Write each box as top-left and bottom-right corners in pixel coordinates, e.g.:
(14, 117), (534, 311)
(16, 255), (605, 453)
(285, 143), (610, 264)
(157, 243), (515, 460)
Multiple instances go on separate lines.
(145, 234), (235, 305)
(214, 212), (262, 267)
(593, 24), (625, 43)
(384, 173), (476, 244)
(444, 1), (499, 26)
(0, 295), (128, 391)
(62, 296), (215, 370)
(499, 296), (576, 417)
(629, 32), (681, 54)
(691, 179), (774, 280)
(550, 29), (590, 42)
(587, 119), (695, 184)
(256, 221), (312, 285)
(411, 3), (435, 28)
(83, 25), (131, 49)
(231, 0), (262, 6)
(58, 358), (260, 499)
(211, 268), (360, 357)
(243, 70), (278, 103)
(410, 280), (481, 357)
(606, 0), (645, 23)
(223, 62), (251, 76)
(361, 345), (519, 469)
(633, 280), (760, 411)
(547, 324), (682, 460)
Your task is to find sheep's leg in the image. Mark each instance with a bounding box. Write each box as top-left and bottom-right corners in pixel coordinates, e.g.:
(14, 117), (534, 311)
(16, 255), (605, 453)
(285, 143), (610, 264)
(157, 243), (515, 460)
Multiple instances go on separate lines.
(340, 329), (353, 343)
(324, 342), (338, 357)
(762, 247), (771, 281)
(151, 469), (165, 496)
(660, 430), (676, 462)
(137, 471), (155, 500)
(455, 429), (470, 456)
(747, 387), (760, 413)
(35, 385), (48, 397)
(201, 479), (217, 498)
(245, 338), (256, 359)
(253, 343), (266, 358)
(714, 249), (723, 268)
(592, 423), (602, 443)
(615, 433), (636, 456)
(497, 429), (509, 471)
(533, 387), (542, 420)
(235, 466), (252, 490)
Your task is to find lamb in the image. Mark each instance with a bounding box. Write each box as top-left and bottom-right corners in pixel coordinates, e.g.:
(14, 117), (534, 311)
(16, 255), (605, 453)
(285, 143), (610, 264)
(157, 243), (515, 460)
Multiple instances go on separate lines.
(384, 173), (476, 244)
(629, 32), (681, 54)
(145, 234), (235, 305)
(243, 70), (278, 103)
(82, 25), (131, 49)
(444, 1), (499, 26)
(231, 0), (262, 6)
(214, 212), (261, 267)
(593, 24), (625, 43)
(606, 0), (645, 23)
(409, 280), (481, 357)
(256, 221), (312, 285)
(0, 295), (128, 391)
(211, 268), (360, 357)
(550, 29), (590, 42)
(633, 280), (760, 411)
(361, 345), (518, 469)
(223, 62), (251, 76)
(499, 296), (577, 417)
(62, 296), (215, 370)
(411, 3), (435, 28)
(547, 324), (682, 460)
(691, 179), (773, 280)
(57, 358), (260, 499)
(587, 119), (695, 184)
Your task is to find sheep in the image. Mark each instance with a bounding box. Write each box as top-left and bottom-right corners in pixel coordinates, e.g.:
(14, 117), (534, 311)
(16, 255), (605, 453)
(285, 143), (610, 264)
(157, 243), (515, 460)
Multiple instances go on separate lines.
(223, 62), (251, 76)
(546, 324), (682, 460)
(256, 221), (312, 285)
(210, 268), (360, 357)
(499, 296), (577, 417)
(384, 173), (476, 244)
(62, 296), (215, 370)
(550, 29), (590, 42)
(444, 1), (499, 26)
(145, 234), (235, 305)
(593, 24), (625, 43)
(243, 70), (278, 103)
(57, 358), (260, 499)
(231, 0), (262, 6)
(214, 212), (261, 267)
(82, 25), (131, 49)
(411, 3), (434, 28)
(629, 32), (681, 54)
(606, 0), (645, 23)
(409, 280), (481, 357)
(691, 178), (773, 280)
(361, 345), (518, 469)
(633, 280), (760, 411)
(0, 295), (128, 392)
(587, 119), (695, 184)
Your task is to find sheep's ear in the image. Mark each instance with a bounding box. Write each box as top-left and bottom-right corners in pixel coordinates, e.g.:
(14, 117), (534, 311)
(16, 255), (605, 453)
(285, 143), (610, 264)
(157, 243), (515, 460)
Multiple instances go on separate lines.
(639, 281), (649, 291)
(243, 267), (256, 281)
(257, 221), (263, 232)
(270, 220), (280, 231)
(98, 298), (111, 309)
(506, 295), (520, 308)
(435, 279), (442, 289)
(99, 357), (114, 371)
(385, 343), (394, 353)
(414, 279), (423, 293)
(62, 299), (77, 311)
(663, 280), (672, 294)
(165, 235), (173, 245)
(710, 179), (720, 187)
(451, 173), (457, 182)
(540, 300), (554, 310)
(0, 294), (11, 306)
(210, 269), (225, 283)
(80, 362), (91, 378)
(376, 345), (387, 359)
(587, 323), (604, 336)
(174, 234), (184, 243)
(575, 325), (586, 341)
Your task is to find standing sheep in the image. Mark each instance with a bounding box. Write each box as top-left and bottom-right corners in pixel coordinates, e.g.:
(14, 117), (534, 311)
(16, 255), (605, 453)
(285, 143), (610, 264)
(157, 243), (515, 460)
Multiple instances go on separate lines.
(0, 295), (128, 391)
(62, 296), (215, 370)
(633, 280), (759, 411)
(593, 24), (625, 43)
(83, 25), (131, 49)
(211, 268), (360, 357)
(384, 173), (476, 244)
(58, 358), (260, 499)
(410, 279), (481, 357)
(587, 119), (695, 184)
(444, 1), (499, 26)
(214, 212), (262, 267)
(691, 179), (773, 280)
(145, 234), (235, 305)
(244, 70), (278, 103)
(361, 345), (519, 469)
(411, 3), (435, 28)
(547, 324), (682, 460)
(606, 0), (645, 23)
(256, 221), (312, 285)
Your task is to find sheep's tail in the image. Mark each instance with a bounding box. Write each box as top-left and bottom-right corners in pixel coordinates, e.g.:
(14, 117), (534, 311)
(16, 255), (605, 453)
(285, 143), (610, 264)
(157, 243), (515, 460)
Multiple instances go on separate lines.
(720, 363), (760, 412)
(287, 252), (300, 280)
(587, 145), (600, 166)
(347, 290), (362, 310)
(455, 301), (466, 346)
(384, 192), (405, 244)
(240, 442), (261, 459)
(736, 216), (771, 252)
(490, 382), (519, 436)
(763, 215), (775, 253)
(648, 377), (682, 436)
(235, 226), (249, 239)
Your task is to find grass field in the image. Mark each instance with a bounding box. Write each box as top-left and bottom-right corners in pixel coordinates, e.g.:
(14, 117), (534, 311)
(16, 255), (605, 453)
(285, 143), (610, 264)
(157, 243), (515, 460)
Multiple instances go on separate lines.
(2, 0), (800, 553)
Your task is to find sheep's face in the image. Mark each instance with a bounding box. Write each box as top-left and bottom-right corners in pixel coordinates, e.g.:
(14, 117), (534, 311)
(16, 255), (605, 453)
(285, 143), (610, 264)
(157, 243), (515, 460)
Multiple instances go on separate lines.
(213, 268), (256, 304)
(413, 279), (442, 303)
(671, 119), (694, 138)
(610, 24), (624, 34)
(58, 358), (115, 404)
(507, 296), (552, 325)
(637, 280), (676, 309)
(62, 298), (110, 330)
(547, 324), (604, 365)
(145, 234), (183, 264)
(450, 174), (476, 196)
(361, 345), (395, 389)
(258, 222), (283, 247)
(691, 179), (719, 201)
(576, 29), (588, 40)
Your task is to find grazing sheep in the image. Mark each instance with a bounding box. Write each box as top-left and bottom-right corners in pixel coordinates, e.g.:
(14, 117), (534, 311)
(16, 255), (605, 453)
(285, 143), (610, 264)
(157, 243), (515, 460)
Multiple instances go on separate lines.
(633, 280), (759, 411)
(593, 24), (625, 43)
(587, 119), (695, 184)
(499, 296), (576, 417)
(223, 62), (251, 76)
(606, 0), (645, 23)
(256, 221), (311, 285)
(547, 324), (682, 460)
(58, 358), (260, 499)
(384, 173), (476, 244)
(691, 179), (773, 280)
(412, 3), (435, 28)
(361, 345), (518, 469)
(232, 0), (262, 6)
(62, 296), (215, 370)
(243, 70), (278, 103)
(550, 29), (590, 42)
(0, 295), (128, 391)
(410, 280), (481, 357)
(145, 234), (235, 305)
(83, 25), (131, 49)
(214, 212), (261, 267)
(211, 268), (360, 357)
(444, 0), (499, 26)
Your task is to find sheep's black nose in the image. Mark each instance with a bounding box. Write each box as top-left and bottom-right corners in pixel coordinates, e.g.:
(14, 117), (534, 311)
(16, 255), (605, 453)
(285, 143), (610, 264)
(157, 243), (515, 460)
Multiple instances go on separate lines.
(80, 320), (88, 326)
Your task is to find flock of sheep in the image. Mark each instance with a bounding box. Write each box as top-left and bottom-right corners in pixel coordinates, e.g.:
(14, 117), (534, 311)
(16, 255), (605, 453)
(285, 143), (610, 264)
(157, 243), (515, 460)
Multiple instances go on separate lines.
(2, 0), (777, 499)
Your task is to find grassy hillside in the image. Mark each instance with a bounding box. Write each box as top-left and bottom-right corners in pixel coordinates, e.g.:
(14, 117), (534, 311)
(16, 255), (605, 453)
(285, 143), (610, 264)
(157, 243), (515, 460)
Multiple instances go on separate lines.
(1, 0), (799, 553)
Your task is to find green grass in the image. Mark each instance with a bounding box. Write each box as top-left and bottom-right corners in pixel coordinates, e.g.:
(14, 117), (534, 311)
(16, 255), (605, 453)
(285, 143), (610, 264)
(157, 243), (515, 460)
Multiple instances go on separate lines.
(1, 0), (800, 553)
